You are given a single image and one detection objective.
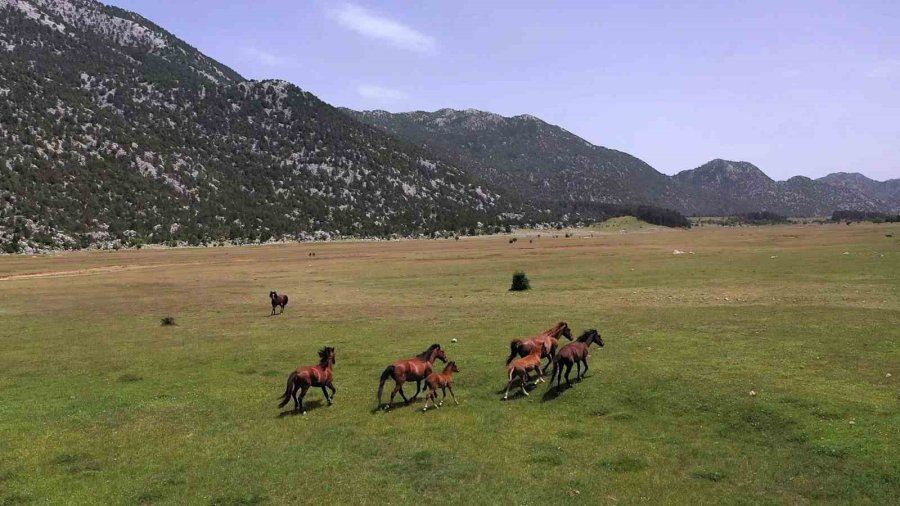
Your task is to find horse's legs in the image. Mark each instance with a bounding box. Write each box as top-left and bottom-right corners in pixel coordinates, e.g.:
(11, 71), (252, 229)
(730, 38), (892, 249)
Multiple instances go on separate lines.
(448, 385), (458, 405)
(564, 362), (573, 387)
(327, 382), (336, 401)
(298, 385), (310, 413)
(503, 371), (515, 400)
(535, 365), (545, 384)
(580, 359), (589, 379)
(439, 386), (447, 406)
(520, 372), (529, 396)
(321, 386), (332, 405)
(389, 381), (408, 406)
(411, 380), (421, 401)
(541, 345), (555, 374)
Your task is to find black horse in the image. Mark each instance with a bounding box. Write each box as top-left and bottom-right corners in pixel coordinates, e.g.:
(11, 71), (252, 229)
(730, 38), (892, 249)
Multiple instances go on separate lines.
(270, 291), (289, 315)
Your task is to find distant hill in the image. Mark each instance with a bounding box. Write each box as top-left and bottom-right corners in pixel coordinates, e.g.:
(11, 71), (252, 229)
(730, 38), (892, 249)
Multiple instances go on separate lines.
(344, 108), (687, 209)
(673, 159), (897, 216)
(350, 110), (899, 217)
(817, 172), (900, 207)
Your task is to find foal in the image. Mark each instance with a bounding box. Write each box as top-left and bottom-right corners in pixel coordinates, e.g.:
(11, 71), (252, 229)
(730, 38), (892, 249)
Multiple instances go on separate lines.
(503, 341), (551, 399)
(270, 291), (288, 315)
(277, 347), (336, 414)
(376, 344), (448, 410)
(552, 329), (604, 387)
(422, 361), (460, 411)
(505, 321), (573, 373)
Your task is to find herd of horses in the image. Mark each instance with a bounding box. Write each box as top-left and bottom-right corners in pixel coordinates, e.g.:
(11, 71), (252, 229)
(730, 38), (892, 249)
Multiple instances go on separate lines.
(275, 310), (605, 414)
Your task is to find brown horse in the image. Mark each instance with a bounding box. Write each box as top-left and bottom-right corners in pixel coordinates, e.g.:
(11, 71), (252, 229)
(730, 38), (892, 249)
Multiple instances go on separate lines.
(503, 340), (551, 399)
(505, 321), (572, 373)
(422, 361), (460, 411)
(277, 347), (335, 414)
(552, 329), (604, 387)
(377, 344), (447, 410)
(270, 291), (288, 315)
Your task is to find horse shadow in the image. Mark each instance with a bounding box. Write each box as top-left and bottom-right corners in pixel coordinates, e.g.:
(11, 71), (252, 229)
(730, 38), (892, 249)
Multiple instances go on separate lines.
(499, 381), (545, 400)
(277, 399), (325, 418)
(541, 376), (589, 401)
(371, 397), (426, 414)
(541, 383), (570, 401)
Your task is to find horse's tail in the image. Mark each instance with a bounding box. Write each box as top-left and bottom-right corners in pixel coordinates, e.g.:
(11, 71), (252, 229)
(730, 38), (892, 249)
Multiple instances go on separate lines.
(277, 371), (298, 408)
(283, 295), (289, 306)
(505, 340), (520, 365)
(376, 365), (395, 405)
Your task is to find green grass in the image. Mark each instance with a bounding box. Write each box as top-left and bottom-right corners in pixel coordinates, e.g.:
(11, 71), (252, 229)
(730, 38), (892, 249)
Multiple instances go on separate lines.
(0, 223), (898, 504)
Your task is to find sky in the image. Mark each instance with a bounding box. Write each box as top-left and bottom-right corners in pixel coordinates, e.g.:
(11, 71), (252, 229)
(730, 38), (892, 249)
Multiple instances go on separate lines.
(106, 0), (900, 181)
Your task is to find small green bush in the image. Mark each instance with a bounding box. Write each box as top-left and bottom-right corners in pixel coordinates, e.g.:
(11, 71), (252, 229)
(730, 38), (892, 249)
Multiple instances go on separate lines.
(510, 271), (530, 291)
(160, 316), (176, 326)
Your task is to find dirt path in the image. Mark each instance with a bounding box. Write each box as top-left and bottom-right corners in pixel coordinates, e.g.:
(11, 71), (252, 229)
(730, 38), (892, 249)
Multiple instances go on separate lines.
(0, 263), (200, 281)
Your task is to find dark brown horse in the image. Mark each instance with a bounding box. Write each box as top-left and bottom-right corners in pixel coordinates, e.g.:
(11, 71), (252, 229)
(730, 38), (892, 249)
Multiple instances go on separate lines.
(505, 321), (572, 373)
(552, 329), (604, 387)
(277, 347), (335, 414)
(270, 291), (288, 315)
(422, 361), (460, 411)
(503, 340), (551, 399)
(377, 344), (447, 410)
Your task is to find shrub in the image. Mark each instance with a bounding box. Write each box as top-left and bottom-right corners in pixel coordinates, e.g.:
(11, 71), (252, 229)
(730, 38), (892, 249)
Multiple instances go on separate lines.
(510, 271), (530, 291)
(160, 316), (176, 326)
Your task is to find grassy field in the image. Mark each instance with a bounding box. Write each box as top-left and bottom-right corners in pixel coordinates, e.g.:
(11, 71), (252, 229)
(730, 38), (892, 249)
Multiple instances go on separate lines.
(1, 223), (898, 505)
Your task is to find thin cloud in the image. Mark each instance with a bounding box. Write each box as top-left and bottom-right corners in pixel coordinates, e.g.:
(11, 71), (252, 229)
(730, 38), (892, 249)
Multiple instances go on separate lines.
(240, 47), (292, 67)
(331, 4), (436, 53)
(357, 84), (408, 102)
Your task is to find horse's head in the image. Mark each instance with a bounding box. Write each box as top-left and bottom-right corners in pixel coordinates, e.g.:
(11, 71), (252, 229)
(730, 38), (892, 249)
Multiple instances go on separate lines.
(446, 361), (460, 373)
(433, 347), (448, 364)
(594, 331), (604, 348)
(269, 291), (277, 300)
(579, 329), (603, 347)
(560, 322), (573, 340)
(318, 346), (336, 366)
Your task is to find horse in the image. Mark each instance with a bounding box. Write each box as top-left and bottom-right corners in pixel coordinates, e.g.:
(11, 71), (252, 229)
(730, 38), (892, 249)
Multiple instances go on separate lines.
(422, 361), (460, 411)
(552, 329), (604, 387)
(277, 347), (336, 414)
(503, 340), (551, 399)
(505, 321), (573, 373)
(270, 291), (288, 315)
(376, 344), (447, 410)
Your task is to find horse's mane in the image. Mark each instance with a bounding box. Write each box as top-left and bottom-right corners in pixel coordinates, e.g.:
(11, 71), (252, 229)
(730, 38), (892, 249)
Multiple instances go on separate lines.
(416, 343), (441, 360)
(576, 329), (597, 342)
(317, 347), (333, 365)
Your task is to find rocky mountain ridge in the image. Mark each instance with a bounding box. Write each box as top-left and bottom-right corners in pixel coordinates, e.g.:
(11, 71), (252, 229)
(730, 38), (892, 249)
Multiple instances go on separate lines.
(351, 109), (899, 216)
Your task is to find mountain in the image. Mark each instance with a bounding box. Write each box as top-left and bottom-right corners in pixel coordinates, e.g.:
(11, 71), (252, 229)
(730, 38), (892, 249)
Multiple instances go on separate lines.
(351, 109), (898, 217)
(672, 159), (896, 216)
(344, 108), (687, 209)
(818, 172), (900, 209)
(0, 0), (505, 252)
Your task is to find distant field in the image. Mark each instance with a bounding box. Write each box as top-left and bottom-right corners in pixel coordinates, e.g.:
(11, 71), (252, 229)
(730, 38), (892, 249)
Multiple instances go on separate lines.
(1, 223), (898, 505)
